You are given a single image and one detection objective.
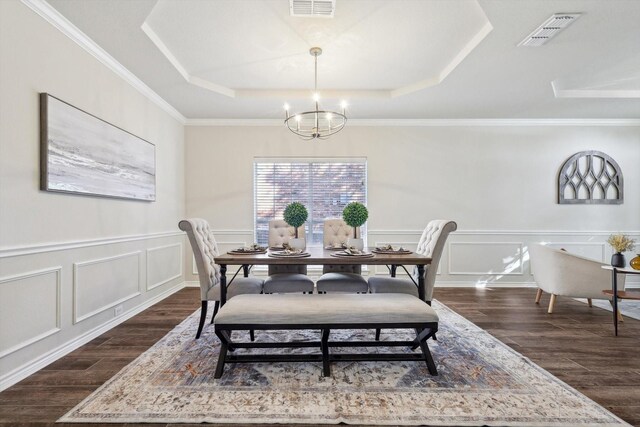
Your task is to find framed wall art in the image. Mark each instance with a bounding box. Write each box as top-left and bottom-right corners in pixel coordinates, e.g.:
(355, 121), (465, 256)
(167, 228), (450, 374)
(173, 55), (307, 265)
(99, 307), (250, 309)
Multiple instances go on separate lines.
(40, 93), (156, 201)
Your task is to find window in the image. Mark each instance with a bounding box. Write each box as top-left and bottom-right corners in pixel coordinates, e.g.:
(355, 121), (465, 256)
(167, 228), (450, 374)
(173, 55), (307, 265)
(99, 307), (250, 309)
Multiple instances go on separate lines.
(254, 158), (367, 246)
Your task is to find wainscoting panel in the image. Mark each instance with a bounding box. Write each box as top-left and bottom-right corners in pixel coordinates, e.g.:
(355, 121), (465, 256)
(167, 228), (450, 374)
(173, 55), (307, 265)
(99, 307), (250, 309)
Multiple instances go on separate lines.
(0, 267), (61, 358)
(73, 251), (142, 324)
(147, 243), (182, 291)
(448, 242), (524, 276)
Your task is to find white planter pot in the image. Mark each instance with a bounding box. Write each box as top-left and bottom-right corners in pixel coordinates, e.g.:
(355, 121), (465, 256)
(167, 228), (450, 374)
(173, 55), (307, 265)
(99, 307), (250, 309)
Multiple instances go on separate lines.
(347, 238), (364, 250)
(289, 238), (306, 250)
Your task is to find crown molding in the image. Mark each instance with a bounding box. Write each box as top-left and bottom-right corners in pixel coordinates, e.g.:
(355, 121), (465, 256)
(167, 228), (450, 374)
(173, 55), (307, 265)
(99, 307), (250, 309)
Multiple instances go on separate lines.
(21, 0), (186, 124)
(185, 118), (640, 127)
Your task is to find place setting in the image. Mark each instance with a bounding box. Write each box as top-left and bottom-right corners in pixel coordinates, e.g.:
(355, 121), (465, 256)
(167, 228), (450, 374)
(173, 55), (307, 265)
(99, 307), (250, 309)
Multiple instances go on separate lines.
(227, 243), (267, 255)
(371, 244), (412, 255)
(330, 247), (375, 258)
(268, 248), (311, 258)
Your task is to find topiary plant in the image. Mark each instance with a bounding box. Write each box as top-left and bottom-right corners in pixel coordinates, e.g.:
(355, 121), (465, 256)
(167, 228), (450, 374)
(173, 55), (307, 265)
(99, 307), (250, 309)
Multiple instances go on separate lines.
(283, 202), (308, 238)
(342, 202), (368, 238)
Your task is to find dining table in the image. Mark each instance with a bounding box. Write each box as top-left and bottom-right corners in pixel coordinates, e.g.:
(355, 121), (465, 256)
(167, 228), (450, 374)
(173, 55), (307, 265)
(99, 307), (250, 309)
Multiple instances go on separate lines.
(215, 247), (432, 306)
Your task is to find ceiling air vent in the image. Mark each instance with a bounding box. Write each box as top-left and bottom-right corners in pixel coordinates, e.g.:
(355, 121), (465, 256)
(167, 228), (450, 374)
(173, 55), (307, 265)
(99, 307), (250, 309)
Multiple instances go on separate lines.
(518, 13), (581, 46)
(290, 0), (336, 18)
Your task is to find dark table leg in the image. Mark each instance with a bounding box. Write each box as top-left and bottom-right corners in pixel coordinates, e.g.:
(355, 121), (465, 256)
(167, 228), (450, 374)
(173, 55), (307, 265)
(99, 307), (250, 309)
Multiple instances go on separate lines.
(242, 265), (250, 277)
(220, 264), (227, 307)
(417, 264), (425, 301)
(390, 265), (397, 278)
(612, 268), (618, 336)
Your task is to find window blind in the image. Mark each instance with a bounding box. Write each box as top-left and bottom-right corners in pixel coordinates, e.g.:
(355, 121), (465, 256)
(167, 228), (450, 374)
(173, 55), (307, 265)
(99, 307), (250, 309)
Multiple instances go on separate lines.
(254, 159), (367, 246)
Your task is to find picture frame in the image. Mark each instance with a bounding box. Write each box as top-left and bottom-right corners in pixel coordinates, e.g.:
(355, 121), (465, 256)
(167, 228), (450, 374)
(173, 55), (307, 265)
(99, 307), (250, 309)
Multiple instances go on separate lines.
(40, 93), (156, 201)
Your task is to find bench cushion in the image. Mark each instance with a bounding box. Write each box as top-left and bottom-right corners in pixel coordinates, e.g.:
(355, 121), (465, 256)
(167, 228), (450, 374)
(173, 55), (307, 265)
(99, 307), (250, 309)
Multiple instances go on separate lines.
(214, 293), (438, 326)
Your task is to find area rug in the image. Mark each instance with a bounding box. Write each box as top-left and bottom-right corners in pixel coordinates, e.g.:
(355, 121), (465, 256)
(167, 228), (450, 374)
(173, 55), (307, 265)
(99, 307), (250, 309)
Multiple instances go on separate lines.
(59, 301), (628, 426)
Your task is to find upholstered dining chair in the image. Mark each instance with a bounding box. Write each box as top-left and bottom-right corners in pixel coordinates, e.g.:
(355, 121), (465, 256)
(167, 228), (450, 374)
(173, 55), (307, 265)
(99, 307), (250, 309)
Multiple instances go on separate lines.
(263, 219), (314, 294)
(316, 218), (368, 293)
(179, 218), (264, 339)
(369, 220), (457, 339)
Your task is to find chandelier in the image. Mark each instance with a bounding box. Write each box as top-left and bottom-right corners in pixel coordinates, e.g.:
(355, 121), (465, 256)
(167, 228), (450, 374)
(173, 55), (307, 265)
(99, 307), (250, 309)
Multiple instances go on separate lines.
(284, 47), (347, 140)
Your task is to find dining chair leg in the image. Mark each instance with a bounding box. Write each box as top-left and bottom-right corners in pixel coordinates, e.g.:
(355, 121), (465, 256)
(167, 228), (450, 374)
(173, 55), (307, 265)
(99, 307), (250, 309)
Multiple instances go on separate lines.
(535, 288), (543, 304)
(547, 294), (557, 314)
(210, 301), (220, 324)
(375, 328), (381, 341)
(196, 301), (208, 339)
(587, 298), (593, 307)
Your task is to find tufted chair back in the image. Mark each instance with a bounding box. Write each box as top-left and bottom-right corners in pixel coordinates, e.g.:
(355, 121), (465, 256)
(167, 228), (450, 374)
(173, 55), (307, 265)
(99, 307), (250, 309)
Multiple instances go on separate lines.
(268, 219), (306, 247)
(268, 219), (307, 275)
(179, 219), (220, 301)
(413, 220), (457, 301)
(323, 219), (361, 274)
(323, 218), (357, 246)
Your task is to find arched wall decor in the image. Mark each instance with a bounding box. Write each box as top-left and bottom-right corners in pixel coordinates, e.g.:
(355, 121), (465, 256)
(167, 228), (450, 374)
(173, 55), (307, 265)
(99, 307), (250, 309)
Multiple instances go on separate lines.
(558, 150), (623, 204)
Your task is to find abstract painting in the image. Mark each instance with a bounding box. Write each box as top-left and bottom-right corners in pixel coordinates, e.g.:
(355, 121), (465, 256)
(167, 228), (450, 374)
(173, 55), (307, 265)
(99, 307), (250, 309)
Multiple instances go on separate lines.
(40, 93), (156, 201)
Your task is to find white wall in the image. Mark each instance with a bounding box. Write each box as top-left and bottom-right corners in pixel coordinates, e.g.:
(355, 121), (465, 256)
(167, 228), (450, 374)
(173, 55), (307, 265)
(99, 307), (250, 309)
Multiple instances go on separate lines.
(184, 125), (640, 285)
(0, 1), (185, 389)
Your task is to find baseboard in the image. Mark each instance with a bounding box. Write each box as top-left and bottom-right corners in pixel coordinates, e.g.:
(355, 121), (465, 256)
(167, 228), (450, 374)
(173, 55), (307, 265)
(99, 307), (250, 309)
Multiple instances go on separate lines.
(435, 282), (538, 288)
(0, 281), (186, 392)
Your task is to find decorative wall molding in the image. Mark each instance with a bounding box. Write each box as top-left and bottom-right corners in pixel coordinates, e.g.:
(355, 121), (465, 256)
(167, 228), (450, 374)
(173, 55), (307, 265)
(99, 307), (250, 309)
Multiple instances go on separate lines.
(0, 267), (62, 358)
(73, 251), (142, 324)
(185, 118), (640, 127)
(0, 230), (184, 259)
(20, 0), (186, 124)
(0, 281), (185, 392)
(448, 242), (524, 276)
(369, 229), (640, 236)
(146, 243), (183, 291)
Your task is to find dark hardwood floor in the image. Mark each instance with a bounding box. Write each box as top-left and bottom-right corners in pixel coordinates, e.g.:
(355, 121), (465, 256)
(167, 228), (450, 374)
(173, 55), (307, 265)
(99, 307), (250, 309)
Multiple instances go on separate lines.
(2, 287), (640, 426)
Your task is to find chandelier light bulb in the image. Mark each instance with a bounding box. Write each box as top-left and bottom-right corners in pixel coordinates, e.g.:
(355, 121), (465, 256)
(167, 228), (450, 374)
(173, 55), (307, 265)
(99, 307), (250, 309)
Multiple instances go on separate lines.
(282, 47), (347, 140)
(340, 100), (348, 109)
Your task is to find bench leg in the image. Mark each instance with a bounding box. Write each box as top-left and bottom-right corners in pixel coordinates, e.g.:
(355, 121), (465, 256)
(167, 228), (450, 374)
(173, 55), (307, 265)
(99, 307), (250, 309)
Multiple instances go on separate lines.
(321, 329), (331, 377)
(214, 330), (230, 378)
(375, 328), (381, 341)
(416, 328), (438, 376)
(196, 301), (208, 339)
(209, 301), (219, 324)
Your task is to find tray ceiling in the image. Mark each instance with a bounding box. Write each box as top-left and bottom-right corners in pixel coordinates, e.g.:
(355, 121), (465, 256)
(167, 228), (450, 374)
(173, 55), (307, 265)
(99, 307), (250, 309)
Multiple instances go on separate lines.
(44, 0), (640, 119)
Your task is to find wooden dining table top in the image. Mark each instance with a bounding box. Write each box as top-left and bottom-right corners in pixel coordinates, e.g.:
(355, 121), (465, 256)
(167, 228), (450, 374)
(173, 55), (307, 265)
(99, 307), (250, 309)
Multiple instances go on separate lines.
(215, 246), (432, 266)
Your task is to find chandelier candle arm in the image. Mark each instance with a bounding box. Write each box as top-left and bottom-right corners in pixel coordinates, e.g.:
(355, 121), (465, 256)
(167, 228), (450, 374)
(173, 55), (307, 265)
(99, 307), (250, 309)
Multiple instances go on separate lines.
(283, 47), (347, 140)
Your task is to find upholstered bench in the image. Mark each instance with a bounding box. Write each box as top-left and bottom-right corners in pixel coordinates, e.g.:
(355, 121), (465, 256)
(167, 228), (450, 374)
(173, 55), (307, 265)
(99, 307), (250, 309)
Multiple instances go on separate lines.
(213, 293), (439, 378)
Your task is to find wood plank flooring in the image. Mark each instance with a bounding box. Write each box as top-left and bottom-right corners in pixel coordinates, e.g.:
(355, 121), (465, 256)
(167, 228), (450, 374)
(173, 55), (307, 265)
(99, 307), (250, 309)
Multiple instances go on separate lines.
(2, 287), (640, 426)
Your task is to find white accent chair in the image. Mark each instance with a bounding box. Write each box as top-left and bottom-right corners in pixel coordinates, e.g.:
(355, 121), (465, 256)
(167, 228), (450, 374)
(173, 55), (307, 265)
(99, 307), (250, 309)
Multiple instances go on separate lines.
(529, 244), (626, 315)
(263, 219), (314, 294)
(316, 219), (368, 293)
(179, 219), (263, 339)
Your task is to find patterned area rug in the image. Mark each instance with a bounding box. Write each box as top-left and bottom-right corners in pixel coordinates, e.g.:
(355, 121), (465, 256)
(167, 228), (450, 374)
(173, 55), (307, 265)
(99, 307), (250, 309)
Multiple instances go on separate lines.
(59, 301), (627, 426)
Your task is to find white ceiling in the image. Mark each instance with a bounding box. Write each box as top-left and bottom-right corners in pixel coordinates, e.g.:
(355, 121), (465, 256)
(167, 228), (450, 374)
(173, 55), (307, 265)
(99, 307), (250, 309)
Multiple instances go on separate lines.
(46, 0), (640, 119)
